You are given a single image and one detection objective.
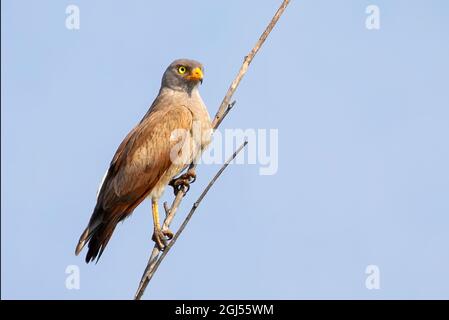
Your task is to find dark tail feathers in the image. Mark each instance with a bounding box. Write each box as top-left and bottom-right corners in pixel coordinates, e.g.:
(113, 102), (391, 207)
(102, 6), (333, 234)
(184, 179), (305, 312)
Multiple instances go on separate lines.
(75, 210), (117, 263)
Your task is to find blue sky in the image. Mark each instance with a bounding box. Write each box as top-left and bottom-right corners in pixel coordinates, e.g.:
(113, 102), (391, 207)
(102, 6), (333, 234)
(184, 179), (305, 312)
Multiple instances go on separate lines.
(2, 0), (449, 299)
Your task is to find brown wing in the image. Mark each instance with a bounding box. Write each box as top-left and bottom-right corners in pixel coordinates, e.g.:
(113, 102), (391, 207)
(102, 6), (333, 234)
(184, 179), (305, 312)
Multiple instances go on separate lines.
(76, 105), (193, 262)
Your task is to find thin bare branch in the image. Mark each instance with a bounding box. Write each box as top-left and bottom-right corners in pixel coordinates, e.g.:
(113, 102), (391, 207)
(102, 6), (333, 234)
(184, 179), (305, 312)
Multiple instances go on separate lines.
(163, 202), (170, 217)
(213, 100), (236, 131)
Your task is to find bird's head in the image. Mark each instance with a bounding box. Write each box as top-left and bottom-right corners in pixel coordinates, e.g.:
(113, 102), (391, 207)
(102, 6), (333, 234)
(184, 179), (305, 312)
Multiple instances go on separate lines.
(161, 59), (204, 93)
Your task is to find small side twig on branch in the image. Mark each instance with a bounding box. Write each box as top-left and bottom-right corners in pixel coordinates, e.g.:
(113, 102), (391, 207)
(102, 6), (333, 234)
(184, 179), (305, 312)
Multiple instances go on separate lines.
(134, 0), (290, 300)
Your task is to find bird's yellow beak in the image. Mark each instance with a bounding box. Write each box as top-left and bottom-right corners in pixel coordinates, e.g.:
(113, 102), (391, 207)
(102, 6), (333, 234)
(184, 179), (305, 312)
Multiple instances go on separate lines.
(186, 67), (203, 82)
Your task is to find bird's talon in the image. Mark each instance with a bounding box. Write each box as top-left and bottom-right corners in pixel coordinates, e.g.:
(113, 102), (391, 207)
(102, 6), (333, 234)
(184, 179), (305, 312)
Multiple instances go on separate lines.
(183, 169), (197, 183)
(152, 228), (168, 250)
(162, 228), (174, 240)
(169, 169), (196, 195)
(170, 178), (191, 195)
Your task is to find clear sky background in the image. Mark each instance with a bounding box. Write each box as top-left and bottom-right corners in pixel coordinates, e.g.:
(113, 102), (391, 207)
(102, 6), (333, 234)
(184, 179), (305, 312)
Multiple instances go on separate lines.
(2, 0), (449, 299)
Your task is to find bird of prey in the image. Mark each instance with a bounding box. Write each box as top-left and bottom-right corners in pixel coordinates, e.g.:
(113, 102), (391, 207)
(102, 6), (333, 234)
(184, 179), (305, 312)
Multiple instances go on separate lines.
(75, 59), (212, 263)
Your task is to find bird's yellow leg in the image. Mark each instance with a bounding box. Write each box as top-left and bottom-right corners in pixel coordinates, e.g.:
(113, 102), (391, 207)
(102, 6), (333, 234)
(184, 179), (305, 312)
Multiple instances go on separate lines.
(151, 199), (173, 250)
(151, 200), (165, 250)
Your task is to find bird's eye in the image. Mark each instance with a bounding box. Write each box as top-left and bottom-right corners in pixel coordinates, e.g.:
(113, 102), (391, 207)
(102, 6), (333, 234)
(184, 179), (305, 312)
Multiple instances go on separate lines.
(178, 66), (187, 74)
